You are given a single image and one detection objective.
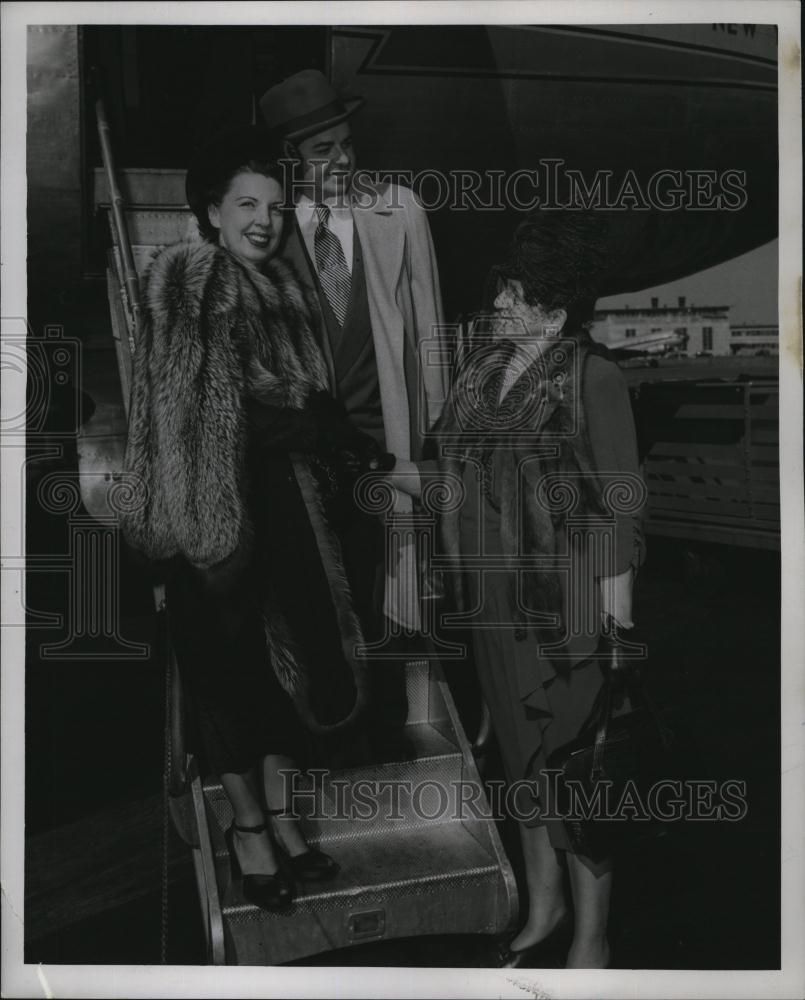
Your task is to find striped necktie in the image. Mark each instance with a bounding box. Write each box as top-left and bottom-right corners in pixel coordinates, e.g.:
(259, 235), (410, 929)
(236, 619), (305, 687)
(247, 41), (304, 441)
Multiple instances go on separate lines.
(314, 204), (351, 326)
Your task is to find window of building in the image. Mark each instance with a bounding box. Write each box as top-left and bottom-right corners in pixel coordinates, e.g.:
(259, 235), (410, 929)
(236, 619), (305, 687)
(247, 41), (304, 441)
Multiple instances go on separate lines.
(702, 326), (713, 351)
(625, 328), (636, 338)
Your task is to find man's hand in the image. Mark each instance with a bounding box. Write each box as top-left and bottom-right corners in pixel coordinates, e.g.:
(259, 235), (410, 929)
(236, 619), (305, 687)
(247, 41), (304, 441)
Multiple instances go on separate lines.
(385, 458), (422, 499)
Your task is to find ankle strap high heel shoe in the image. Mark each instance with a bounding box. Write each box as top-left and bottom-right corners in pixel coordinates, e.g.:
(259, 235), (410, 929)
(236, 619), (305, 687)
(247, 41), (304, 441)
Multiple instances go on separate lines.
(225, 821), (294, 912)
(265, 808), (340, 882)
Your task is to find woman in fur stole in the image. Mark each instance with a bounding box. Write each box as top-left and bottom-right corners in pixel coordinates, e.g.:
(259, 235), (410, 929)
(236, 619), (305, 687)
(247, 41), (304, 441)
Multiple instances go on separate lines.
(435, 211), (646, 967)
(122, 126), (392, 911)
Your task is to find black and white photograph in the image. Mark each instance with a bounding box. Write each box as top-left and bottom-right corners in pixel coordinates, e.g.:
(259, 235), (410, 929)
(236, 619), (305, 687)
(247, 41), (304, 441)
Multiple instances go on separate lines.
(1, 2), (803, 997)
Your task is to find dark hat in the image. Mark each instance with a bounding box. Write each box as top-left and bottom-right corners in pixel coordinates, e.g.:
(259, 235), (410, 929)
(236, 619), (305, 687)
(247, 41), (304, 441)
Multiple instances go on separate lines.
(259, 69), (365, 142)
(491, 209), (611, 314)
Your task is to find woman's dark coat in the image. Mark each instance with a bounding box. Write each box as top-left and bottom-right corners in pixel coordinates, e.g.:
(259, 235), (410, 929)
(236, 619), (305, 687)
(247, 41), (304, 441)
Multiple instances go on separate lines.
(435, 336), (646, 658)
(121, 240), (369, 734)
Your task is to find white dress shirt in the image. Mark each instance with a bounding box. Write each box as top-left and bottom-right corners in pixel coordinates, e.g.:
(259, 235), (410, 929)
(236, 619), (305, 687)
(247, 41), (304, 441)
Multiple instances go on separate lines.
(295, 195), (354, 275)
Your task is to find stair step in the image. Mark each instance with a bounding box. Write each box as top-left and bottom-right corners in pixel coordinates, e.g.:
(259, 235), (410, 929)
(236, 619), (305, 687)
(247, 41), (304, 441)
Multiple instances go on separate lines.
(201, 718), (457, 801)
(207, 756), (469, 848)
(203, 717), (458, 801)
(203, 720), (464, 845)
(220, 820), (509, 964)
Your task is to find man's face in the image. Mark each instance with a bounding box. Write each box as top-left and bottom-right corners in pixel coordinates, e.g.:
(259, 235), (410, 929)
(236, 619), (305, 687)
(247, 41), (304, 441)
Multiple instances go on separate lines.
(295, 121), (356, 203)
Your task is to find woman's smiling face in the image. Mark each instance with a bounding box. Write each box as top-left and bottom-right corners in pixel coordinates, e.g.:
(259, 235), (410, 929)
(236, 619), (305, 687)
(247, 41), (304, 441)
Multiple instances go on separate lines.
(208, 170), (284, 269)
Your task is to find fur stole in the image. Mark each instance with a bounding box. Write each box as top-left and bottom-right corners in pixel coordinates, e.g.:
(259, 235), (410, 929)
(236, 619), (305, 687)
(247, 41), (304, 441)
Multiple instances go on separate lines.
(121, 241), (367, 733)
(123, 241), (328, 569)
(436, 337), (608, 639)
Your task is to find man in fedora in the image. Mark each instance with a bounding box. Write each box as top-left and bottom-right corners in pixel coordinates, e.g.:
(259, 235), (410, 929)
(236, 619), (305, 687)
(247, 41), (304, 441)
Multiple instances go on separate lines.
(260, 70), (447, 751)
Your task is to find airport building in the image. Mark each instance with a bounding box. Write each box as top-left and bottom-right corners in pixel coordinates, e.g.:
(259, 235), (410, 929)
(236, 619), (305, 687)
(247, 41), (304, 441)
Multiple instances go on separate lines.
(729, 323), (779, 355)
(591, 297), (731, 355)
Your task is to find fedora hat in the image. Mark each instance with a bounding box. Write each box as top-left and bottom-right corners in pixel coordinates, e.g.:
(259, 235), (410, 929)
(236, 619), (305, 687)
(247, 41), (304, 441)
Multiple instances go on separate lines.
(259, 69), (365, 142)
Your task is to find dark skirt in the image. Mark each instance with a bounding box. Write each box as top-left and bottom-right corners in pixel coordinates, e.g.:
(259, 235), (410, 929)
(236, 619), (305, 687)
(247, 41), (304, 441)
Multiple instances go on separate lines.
(167, 557), (306, 776)
(459, 462), (604, 852)
(168, 448), (358, 777)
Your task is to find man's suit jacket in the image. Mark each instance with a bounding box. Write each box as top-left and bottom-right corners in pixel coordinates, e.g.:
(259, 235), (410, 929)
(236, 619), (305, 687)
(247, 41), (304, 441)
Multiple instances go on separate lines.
(282, 180), (448, 631)
(283, 180), (447, 467)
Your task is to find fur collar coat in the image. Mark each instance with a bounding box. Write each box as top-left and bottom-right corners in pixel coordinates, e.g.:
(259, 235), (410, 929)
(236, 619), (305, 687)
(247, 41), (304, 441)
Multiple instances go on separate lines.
(435, 336), (609, 649)
(123, 240), (329, 569)
(121, 241), (367, 732)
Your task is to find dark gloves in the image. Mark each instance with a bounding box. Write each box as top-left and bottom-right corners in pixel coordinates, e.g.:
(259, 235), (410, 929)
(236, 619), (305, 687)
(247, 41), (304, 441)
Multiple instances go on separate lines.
(306, 389), (349, 426)
(249, 390), (396, 483)
(307, 390), (396, 475)
(247, 398), (319, 452)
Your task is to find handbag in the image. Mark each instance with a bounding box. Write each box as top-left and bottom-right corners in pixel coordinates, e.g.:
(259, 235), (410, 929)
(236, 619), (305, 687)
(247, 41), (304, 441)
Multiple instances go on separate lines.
(546, 618), (677, 862)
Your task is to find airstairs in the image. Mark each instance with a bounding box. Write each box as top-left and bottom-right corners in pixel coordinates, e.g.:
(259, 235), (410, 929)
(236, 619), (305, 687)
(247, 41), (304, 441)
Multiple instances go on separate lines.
(80, 110), (517, 963)
(188, 659), (515, 964)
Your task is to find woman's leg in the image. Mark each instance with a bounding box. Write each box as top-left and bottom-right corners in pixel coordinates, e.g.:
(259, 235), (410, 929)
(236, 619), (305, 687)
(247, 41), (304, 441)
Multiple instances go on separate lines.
(510, 823), (569, 950)
(565, 853), (613, 968)
(262, 753), (310, 857)
(220, 769), (280, 875)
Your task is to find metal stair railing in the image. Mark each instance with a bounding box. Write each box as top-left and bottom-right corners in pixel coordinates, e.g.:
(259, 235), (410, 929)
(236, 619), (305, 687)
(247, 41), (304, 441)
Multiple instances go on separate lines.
(93, 90), (225, 963)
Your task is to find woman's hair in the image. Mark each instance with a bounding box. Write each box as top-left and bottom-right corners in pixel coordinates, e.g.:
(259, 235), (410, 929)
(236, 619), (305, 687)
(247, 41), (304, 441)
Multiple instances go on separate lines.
(185, 125), (285, 243)
(488, 210), (611, 333)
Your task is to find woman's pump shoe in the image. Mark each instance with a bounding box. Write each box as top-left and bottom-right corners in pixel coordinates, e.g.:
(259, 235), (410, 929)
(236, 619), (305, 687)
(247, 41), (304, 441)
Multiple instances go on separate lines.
(225, 821), (294, 912)
(497, 913), (573, 968)
(266, 808), (340, 882)
(275, 842), (340, 882)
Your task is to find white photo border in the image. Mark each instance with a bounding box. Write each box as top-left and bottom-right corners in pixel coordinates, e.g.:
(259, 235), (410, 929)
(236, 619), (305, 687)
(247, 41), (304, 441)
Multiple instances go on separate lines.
(2, 2), (802, 998)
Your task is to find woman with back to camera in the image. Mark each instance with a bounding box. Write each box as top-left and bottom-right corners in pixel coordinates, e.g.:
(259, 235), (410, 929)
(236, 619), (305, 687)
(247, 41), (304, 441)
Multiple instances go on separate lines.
(434, 211), (646, 968)
(122, 126), (392, 913)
